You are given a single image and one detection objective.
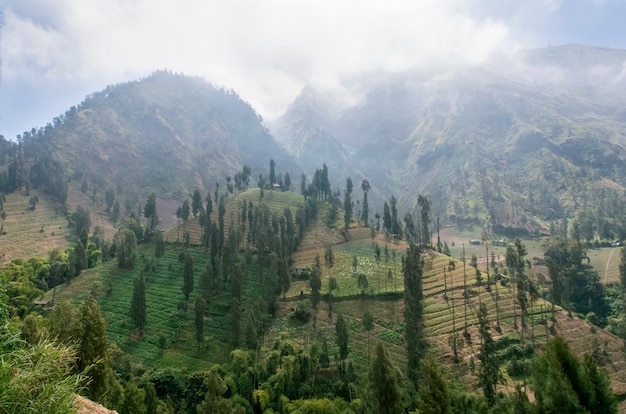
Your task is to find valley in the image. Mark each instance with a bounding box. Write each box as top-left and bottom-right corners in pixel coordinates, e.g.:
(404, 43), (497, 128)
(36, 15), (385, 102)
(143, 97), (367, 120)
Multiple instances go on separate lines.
(1, 45), (626, 413)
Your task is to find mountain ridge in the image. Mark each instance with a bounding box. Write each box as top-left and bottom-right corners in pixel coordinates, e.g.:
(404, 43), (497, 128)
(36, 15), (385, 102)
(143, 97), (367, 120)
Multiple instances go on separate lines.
(273, 44), (626, 237)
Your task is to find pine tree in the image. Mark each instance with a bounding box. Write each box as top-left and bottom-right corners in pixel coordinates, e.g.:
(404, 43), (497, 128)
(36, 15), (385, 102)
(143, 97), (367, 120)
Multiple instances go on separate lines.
(191, 189), (203, 217)
(231, 296), (241, 348)
(325, 245), (335, 319)
(144, 382), (158, 414)
(403, 244), (426, 382)
(131, 272), (147, 331)
(154, 230), (165, 265)
(335, 313), (349, 361)
(114, 227), (137, 268)
(309, 262), (322, 328)
(122, 380), (147, 414)
(477, 303), (502, 407)
(79, 296), (111, 401)
(417, 358), (452, 414)
(143, 192), (158, 238)
(367, 342), (403, 414)
(194, 295), (204, 347)
(361, 178), (370, 225)
(343, 177), (353, 230)
(320, 336), (330, 368)
(182, 252), (194, 302)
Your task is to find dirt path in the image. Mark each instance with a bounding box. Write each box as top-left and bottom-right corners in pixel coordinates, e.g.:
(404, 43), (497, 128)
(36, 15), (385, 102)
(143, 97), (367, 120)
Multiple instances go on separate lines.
(603, 247), (617, 283)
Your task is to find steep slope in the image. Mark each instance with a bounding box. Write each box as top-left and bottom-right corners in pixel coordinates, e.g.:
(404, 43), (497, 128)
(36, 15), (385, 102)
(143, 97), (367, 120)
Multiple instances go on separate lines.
(41, 71), (299, 201)
(273, 45), (626, 236)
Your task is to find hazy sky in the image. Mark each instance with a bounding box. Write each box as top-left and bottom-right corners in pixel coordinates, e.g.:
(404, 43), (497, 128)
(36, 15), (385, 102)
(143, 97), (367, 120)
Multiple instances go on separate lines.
(1, 0), (625, 140)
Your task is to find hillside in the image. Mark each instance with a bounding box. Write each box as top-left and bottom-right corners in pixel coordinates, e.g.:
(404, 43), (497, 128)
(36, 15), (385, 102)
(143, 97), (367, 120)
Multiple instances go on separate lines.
(0, 189), (73, 266)
(44, 192), (626, 408)
(272, 45), (626, 237)
(13, 71), (300, 203)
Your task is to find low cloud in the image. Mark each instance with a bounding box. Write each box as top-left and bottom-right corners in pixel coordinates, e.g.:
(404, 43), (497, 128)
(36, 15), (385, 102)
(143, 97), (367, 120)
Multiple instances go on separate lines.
(1, 0), (625, 138)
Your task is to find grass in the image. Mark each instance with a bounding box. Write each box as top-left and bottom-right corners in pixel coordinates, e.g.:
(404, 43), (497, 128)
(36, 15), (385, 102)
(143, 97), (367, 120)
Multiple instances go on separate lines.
(0, 189), (73, 266)
(587, 246), (622, 284)
(45, 242), (272, 370)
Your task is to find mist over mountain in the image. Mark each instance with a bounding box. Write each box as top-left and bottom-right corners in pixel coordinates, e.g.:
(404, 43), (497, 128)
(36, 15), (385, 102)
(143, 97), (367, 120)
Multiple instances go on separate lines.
(32, 71), (299, 201)
(272, 45), (626, 236)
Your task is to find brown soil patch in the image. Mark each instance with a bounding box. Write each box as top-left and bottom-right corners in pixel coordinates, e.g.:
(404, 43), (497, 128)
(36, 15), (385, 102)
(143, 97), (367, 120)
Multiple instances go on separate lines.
(76, 395), (117, 414)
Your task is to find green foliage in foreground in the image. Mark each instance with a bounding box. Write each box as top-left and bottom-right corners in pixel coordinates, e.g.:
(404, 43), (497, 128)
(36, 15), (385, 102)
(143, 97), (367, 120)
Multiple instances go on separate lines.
(0, 327), (82, 413)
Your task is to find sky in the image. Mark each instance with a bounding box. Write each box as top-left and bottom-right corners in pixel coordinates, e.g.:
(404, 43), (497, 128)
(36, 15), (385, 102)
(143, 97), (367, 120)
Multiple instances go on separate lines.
(1, 0), (626, 140)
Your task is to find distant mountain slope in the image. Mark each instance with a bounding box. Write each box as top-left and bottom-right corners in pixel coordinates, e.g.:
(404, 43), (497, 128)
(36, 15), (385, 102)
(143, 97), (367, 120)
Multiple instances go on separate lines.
(44, 71), (299, 201)
(273, 45), (626, 237)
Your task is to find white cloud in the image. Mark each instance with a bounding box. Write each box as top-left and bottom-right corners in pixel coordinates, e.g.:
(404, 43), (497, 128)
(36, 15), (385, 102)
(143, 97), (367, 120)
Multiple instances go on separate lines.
(1, 0), (624, 137)
(0, 1), (512, 124)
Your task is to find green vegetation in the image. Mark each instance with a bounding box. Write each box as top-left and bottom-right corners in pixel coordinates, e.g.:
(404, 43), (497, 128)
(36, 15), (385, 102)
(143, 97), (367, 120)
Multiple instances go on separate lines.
(2, 65), (626, 411)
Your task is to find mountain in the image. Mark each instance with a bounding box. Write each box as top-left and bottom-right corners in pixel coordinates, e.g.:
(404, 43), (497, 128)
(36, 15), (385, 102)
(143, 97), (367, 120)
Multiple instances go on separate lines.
(27, 71), (299, 202)
(272, 45), (626, 237)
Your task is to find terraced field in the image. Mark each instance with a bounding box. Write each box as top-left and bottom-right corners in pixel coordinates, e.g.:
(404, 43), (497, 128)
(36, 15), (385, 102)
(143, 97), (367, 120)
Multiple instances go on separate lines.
(45, 242), (272, 369)
(0, 190), (73, 265)
(42, 193), (626, 402)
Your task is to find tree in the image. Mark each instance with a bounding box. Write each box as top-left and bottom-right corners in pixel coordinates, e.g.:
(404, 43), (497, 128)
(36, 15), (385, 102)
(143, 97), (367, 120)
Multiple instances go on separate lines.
(404, 244), (426, 382)
(195, 295), (205, 347)
(310, 262), (322, 328)
(532, 337), (616, 414)
(131, 272), (147, 331)
(196, 371), (245, 413)
(122, 380), (147, 414)
(390, 195), (402, 237)
(300, 173), (306, 195)
(544, 238), (609, 322)
(325, 245), (335, 318)
(362, 310), (375, 358)
(143, 192), (158, 238)
(79, 295), (112, 401)
(504, 243), (523, 330)
(201, 193), (213, 248)
(154, 230), (165, 265)
(383, 201), (391, 233)
(144, 382), (158, 414)
(269, 159), (276, 185)
(361, 178), (370, 225)
(231, 296), (242, 348)
(181, 199), (191, 237)
(114, 227), (138, 268)
(417, 358), (452, 414)
(477, 303), (502, 407)
(284, 172), (291, 191)
(417, 195), (431, 246)
(28, 194), (38, 210)
(367, 342), (403, 414)
(182, 252), (194, 302)
(72, 205), (91, 239)
(343, 177), (353, 230)
(357, 273), (369, 295)
(21, 312), (47, 344)
(278, 258), (290, 298)
(191, 189), (203, 218)
(49, 301), (81, 344)
(69, 241), (87, 278)
(335, 313), (349, 360)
